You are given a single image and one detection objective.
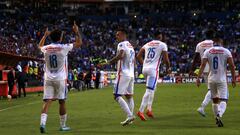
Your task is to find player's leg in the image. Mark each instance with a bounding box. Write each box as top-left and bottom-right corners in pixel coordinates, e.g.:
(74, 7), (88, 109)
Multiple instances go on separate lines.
(197, 73), (211, 117)
(137, 70), (149, 120)
(218, 83), (228, 118)
(40, 80), (54, 133)
(113, 75), (134, 126)
(146, 70), (158, 118)
(125, 77), (134, 114)
(210, 82), (223, 127)
(57, 80), (70, 131)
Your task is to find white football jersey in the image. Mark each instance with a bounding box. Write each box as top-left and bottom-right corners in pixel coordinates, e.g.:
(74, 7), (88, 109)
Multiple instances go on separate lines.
(196, 40), (213, 73)
(203, 45), (232, 83)
(142, 40), (167, 70)
(116, 41), (135, 77)
(41, 43), (73, 80)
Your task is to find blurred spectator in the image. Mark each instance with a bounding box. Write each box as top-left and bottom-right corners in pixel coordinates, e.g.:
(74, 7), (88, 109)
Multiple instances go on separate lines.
(7, 67), (15, 97)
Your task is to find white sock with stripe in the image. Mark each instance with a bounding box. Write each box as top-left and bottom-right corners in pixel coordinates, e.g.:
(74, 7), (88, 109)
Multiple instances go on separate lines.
(139, 90), (149, 113)
(219, 101), (227, 117)
(60, 114), (67, 128)
(201, 90), (212, 109)
(116, 96), (132, 117)
(40, 113), (48, 126)
(212, 103), (219, 117)
(126, 97), (134, 113)
(147, 90), (155, 112)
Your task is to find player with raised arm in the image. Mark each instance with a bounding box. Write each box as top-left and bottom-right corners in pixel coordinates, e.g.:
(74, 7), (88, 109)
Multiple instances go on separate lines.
(189, 29), (214, 117)
(136, 31), (170, 121)
(103, 28), (135, 126)
(39, 21), (82, 133)
(196, 37), (236, 127)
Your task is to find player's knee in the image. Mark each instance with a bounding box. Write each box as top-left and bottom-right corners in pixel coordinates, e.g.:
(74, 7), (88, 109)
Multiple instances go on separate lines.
(212, 98), (220, 104)
(125, 94), (133, 99)
(114, 94), (121, 101)
(59, 99), (65, 104)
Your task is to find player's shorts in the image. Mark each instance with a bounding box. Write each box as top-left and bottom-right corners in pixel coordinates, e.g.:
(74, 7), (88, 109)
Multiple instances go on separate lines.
(142, 68), (158, 91)
(113, 75), (134, 95)
(208, 82), (229, 100)
(203, 72), (210, 90)
(43, 80), (68, 100)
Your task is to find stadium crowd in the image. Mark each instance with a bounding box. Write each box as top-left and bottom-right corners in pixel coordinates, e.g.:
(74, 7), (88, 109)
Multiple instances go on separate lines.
(0, 1), (240, 79)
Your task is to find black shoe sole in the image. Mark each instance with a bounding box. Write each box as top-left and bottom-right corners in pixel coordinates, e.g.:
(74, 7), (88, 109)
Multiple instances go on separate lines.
(216, 118), (224, 127)
(40, 127), (45, 133)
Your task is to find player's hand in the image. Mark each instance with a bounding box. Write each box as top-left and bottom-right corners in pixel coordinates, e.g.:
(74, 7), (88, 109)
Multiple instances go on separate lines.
(196, 78), (201, 87)
(44, 27), (51, 37)
(232, 80), (236, 88)
(73, 21), (79, 34)
(166, 68), (172, 75)
(189, 70), (193, 77)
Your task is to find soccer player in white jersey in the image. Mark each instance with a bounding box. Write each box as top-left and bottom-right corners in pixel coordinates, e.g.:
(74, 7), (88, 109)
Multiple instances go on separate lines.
(196, 37), (236, 127)
(190, 30), (214, 117)
(38, 22), (82, 133)
(103, 28), (135, 126)
(136, 32), (170, 121)
(99, 70), (105, 88)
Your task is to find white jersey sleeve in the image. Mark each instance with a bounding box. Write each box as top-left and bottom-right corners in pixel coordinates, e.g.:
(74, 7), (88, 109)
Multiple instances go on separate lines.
(142, 40), (167, 70)
(116, 41), (135, 77)
(204, 46), (232, 83)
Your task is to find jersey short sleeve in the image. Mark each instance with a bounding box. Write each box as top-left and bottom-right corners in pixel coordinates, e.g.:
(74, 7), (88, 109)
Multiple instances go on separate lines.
(117, 43), (125, 51)
(202, 49), (209, 59)
(162, 43), (168, 51)
(63, 43), (73, 52)
(41, 46), (47, 53)
(195, 43), (200, 53)
(225, 49), (232, 58)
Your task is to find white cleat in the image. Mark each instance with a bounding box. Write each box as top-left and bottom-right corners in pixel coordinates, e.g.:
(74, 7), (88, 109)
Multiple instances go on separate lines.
(60, 126), (71, 131)
(120, 116), (135, 126)
(197, 107), (206, 117)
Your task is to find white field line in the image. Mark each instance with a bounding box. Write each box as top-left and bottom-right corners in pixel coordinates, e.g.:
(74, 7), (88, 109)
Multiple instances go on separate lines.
(0, 101), (41, 112)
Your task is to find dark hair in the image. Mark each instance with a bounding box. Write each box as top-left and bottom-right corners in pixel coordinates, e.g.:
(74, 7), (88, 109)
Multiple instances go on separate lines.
(117, 28), (127, 35)
(205, 29), (215, 39)
(50, 29), (62, 42)
(154, 31), (163, 38)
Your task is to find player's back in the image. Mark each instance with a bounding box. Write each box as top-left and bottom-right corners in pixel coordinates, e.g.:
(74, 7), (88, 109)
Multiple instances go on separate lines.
(143, 40), (167, 70)
(117, 41), (135, 77)
(41, 43), (73, 80)
(204, 46), (232, 83)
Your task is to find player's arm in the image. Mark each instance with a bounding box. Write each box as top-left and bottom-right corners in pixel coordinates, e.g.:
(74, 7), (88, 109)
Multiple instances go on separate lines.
(72, 21), (82, 48)
(189, 52), (201, 76)
(107, 50), (125, 65)
(136, 48), (145, 65)
(196, 58), (207, 87)
(227, 57), (236, 88)
(162, 51), (171, 74)
(38, 28), (50, 49)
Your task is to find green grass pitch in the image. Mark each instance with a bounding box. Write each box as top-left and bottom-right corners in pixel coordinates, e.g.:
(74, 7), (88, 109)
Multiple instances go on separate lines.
(0, 83), (240, 135)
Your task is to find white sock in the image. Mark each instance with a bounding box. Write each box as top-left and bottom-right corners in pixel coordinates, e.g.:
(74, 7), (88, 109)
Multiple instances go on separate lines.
(126, 97), (134, 113)
(147, 90), (155, 112)
(201, 90), (212, 109)
(212, 103), (219, 117)
(139, 90), (149, 113)
(40, 113), (48, 126)
(219, 101), (227, 117)
(60, 114), (67, 128)
(116, 96), (132, 117)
